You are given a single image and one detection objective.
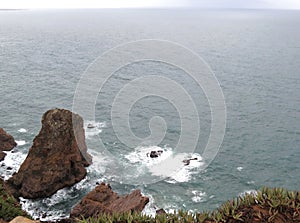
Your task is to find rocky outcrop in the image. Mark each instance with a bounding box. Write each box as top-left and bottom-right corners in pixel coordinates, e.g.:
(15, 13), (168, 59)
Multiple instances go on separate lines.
(70, 183), (149, 219)
(9, 216), (39, 223)
(0, 128), (17, 151)
(5, 108), (92, 199)
(0, 128), (17, 161)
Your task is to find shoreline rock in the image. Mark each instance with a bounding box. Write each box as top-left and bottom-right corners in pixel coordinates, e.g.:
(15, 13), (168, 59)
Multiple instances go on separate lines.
(70, 183), (149, 219)
(5, 108), (92, 199)
(0, 128), (17, 161)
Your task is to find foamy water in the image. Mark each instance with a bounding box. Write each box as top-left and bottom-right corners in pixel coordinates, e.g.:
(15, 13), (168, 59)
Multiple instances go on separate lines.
(124, 145), (204, 183)
(84, 121), (106, 139)
(15, 140), (27, 146)
(20, 168), (107, 221)
(0, 150), (27, 180)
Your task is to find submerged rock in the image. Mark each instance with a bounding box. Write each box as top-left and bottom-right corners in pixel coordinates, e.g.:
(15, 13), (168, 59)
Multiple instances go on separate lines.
(182, 157), (198, 166)
(5, 108), (92, 199)
(70, 183), (149, 219)
(147, 150), (163, 158)
(156, 208), (166, 215)
(0, 152), (6, 162)
(0, 128), (17, 161)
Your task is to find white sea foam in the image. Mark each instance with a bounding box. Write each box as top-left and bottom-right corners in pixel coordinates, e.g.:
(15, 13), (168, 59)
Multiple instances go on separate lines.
(239, 190), (257, 197)
(247, 180), (255, 185)
(16, 140), (26, 146)
(0, 151), (27, 180)
(167, 153), (203, 183)
(20, 193), (69, 221)
(88, 149), (110, 175)
(18, 128), (27, 133)
(142, 194), (156, 217)
(237, 166), (243, 171)
(191, 190), (207, 203)
(84, 121), (106, 139)
(125, 146), (173, 167)
(125, 145), (204, 183)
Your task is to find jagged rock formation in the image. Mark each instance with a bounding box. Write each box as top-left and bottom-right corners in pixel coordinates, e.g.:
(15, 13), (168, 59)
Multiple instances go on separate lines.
(5, 108), (91, 199)
(0, 128), (17, 161)
(70, 183), (149, 219)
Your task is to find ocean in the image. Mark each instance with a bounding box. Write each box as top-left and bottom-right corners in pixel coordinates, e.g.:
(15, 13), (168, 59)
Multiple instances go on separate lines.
(0, 9), (299, 220)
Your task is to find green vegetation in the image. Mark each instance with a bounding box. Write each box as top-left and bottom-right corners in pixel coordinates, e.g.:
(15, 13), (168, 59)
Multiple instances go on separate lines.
(0, 185), (299, 222)
(79, 187), (300, 223)
(0, 180), (30, 221)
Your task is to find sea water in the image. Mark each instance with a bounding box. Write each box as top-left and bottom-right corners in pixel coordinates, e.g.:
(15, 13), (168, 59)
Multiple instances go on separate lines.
(0, 9), (299, 220)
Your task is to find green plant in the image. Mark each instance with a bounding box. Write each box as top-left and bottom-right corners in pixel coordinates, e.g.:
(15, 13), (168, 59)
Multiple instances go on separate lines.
(0, 181), (30, 221)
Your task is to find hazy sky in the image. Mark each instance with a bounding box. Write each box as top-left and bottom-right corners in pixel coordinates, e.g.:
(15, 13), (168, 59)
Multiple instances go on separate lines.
(1, 0), (300, 9)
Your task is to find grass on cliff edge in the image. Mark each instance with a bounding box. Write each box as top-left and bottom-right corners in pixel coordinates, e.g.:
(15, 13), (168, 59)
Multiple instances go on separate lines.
(79, 187), (300, 223)
(0, 180), (30, 221)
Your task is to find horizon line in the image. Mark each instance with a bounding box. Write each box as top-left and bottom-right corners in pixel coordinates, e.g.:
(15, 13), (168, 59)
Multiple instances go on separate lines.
(1, 7), (300, 10)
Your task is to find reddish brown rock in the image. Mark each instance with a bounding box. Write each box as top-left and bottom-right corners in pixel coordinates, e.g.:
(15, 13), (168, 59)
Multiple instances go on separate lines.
(5, 108), (92, 199)
(70, 183), (149, 219)
(0, 128), (17, 151)
(0, 128), (17, 161)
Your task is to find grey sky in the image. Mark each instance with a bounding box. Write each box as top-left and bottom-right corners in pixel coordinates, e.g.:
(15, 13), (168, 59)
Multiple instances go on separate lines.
(1, 0), (300, 9)
(168, 0), (300, 9)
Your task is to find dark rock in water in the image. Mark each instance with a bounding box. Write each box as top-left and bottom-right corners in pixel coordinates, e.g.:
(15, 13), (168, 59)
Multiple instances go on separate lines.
(42, 212), (47, 218)
(70, 182), (149, 219)
(150, 151), (159, 158)
(87, 123), (95, 129)
(0, 151), (6, 162)
(0, 128), (17, 161)
(182, 157), (198, 166)
(156, 208), (166, 215)
(6, 166), (12, 170)
(5, 108), (92, 199)
(147, 150), (163, 158)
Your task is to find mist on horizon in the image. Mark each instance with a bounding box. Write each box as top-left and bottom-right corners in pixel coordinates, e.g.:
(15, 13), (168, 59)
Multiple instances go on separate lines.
(0, 0), (300, 10)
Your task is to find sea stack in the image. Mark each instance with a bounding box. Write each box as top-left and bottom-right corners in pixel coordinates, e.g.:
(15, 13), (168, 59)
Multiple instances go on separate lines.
(5, 108), (92, 199)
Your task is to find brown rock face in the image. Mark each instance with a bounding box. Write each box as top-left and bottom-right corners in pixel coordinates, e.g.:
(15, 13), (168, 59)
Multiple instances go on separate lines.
(0, 128), (17, 151)
(0, 128), (17, 161)
(70, 183), (149, 219)
(5, 108), (92, 199)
